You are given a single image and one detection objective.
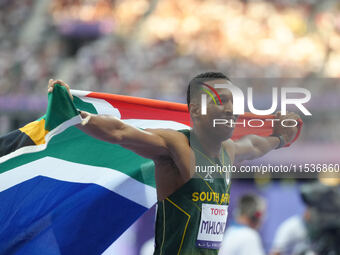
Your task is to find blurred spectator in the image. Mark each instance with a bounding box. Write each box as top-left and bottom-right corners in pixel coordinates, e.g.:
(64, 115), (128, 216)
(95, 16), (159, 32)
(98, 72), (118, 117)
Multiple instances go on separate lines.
(3, 0), (340, 100)
(218, 194), (266, 255)
(270, 181), (340, 255)
(270, 214), (308, 255)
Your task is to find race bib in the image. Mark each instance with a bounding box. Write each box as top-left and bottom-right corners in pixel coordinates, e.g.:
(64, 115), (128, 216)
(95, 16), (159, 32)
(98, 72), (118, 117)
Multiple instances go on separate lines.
(196, 203), (228, 249)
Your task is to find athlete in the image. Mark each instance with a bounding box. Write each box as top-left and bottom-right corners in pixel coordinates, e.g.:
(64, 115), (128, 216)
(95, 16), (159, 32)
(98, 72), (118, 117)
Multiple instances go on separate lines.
(48, 72), (300, 255)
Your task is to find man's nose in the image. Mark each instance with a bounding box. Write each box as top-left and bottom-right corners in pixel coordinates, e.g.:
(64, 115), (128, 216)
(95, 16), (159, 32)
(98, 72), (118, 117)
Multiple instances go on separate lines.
(223, 101), (233, 115)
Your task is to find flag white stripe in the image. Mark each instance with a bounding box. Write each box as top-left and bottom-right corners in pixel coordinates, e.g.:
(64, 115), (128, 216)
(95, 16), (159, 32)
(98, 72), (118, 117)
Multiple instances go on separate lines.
(79, 96), (122, 118)
(125, 119), (190, 129)
(71, 89), (92, 97)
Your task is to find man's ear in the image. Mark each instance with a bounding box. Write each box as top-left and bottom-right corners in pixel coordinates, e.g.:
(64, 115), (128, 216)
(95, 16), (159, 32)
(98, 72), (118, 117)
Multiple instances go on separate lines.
(189, 103), (201, 118)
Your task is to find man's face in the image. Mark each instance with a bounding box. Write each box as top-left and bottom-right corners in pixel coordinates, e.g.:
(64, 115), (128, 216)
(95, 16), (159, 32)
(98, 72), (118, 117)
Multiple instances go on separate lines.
(191, 79), (237, 139)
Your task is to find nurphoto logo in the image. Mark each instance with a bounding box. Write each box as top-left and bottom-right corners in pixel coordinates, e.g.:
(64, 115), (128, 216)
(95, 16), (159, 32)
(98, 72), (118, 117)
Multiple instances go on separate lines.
(201, 83), (311, 128)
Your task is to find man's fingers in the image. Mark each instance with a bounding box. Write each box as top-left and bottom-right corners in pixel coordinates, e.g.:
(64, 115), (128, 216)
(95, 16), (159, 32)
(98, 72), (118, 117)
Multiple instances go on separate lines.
(48, 79), (71, 89)
(48, 79), (54, 93)
(288, 112), (300, 120)
(53, 80), (64, 87)
(54, 79), (64, 86)
(54, 80), (70, 91)
(279, 112), (300, 121)
(51, 79), (73, 100)
(294, 113), (301, 120)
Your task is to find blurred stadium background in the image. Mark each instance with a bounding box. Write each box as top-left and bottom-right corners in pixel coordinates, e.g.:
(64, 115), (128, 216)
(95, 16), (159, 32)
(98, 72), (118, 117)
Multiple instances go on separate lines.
(0, 0), (340, 254)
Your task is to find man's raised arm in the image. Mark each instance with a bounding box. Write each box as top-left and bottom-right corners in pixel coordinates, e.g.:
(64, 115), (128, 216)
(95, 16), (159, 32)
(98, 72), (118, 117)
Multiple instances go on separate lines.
(48, 79), (171, 160)
(226, 112), (300, 164)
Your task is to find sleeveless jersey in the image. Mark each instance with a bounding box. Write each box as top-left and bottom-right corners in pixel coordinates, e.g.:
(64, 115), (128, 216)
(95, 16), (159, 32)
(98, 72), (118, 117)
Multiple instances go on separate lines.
(154, 129), (232, 255)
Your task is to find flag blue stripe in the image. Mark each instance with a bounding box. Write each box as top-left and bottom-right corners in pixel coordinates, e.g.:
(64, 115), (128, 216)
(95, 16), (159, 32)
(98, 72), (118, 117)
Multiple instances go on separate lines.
(0, 176), (147, 255)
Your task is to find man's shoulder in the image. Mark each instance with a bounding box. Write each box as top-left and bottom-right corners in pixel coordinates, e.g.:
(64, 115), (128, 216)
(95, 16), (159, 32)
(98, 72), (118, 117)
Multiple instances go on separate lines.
(223, 225), (263, 253)
(276, 215), (306, 237)
(227, 225), (259, 238)
(282, 215), (304, 227)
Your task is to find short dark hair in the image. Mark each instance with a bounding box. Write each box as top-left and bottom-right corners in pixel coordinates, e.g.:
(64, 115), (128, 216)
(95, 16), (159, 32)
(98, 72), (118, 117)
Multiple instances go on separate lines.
(186, 72), (230, 107)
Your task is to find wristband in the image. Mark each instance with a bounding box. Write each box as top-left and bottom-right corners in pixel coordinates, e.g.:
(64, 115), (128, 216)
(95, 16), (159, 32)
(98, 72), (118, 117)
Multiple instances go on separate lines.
(270, 134), (285, 149)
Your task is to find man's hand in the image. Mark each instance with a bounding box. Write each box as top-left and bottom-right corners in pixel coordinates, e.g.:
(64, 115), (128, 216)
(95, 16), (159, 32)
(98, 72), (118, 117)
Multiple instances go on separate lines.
(272, 112), (300, 145)
(47, 79), (91, 125)
(47, 79), (73, 101)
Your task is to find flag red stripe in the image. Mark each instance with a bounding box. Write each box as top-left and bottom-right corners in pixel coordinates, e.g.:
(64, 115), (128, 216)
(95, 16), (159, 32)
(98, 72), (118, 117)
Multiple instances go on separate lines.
(87, 92), (190, 125)
(87, 92), (188, 112)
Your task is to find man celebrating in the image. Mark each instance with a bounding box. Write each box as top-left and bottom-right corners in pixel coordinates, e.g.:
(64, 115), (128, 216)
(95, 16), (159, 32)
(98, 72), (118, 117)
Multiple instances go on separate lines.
(48, 72), (299, 255)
